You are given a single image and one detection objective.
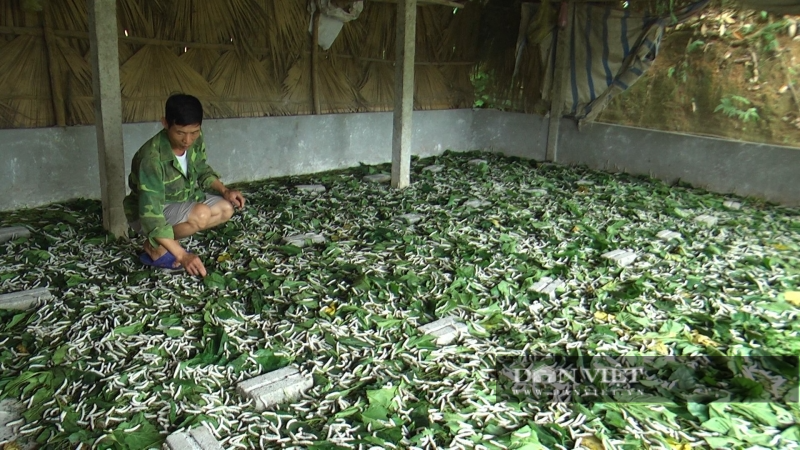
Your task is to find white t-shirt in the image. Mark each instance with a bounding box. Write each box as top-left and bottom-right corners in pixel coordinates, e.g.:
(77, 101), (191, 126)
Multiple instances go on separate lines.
(175, 152), (188, 176)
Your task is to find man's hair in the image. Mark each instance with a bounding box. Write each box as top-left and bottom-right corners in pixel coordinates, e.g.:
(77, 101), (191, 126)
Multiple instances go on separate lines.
(165, 94), (203, 127)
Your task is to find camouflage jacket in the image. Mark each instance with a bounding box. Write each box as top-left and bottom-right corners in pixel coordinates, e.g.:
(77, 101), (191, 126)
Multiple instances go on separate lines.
(123, 129), (220, 247)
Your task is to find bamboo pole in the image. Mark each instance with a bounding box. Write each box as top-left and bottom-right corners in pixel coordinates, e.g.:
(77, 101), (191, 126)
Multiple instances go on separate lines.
(311, 8), (321, 115)
(40, 6), (66, 127)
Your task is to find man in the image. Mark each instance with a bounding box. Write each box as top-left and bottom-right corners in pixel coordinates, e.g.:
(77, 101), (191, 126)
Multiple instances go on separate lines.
(124, 94), (245, 277)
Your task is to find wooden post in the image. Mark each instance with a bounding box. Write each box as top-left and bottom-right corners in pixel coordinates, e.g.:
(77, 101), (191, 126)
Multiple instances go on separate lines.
(88, 0), (128, 239)
(391, 0), (417, 189)
(311, 9), (321, 115)
(41, 4), (66, 127)
(545, 1), (573, 163)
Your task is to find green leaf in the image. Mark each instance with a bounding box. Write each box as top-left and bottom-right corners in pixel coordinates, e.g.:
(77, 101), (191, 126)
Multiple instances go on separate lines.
(252, 349), (288, 372)
(367, 386), (398, 410)
(729, 403), (779, 427)
(52, 345), (69, 365)
(203, 272), (227, 289)
(781, 425), (800, 442)
(701, 417), (731, 433)
(5, 312), (29, 331)
(112, 412), (162, 449)
(112, 323), (143, 336)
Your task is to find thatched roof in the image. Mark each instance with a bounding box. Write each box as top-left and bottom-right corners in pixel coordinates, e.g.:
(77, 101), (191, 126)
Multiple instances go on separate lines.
(0, 0), (794, 128)
(0, 0), (482, 128)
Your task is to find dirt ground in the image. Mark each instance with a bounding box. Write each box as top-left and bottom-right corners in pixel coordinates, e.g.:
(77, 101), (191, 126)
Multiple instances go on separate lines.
(598, 9), (800, 148)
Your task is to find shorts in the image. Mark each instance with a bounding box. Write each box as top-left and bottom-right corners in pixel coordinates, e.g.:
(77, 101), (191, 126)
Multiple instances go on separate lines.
(130, 194), (227, 235)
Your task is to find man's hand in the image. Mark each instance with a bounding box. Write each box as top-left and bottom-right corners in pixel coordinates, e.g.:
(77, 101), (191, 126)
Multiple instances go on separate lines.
(223, 189), (246, 209)
(179, 252), (207, 277)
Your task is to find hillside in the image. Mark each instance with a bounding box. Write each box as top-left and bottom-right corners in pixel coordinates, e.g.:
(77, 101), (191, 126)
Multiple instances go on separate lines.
(599, 8), (800, 148)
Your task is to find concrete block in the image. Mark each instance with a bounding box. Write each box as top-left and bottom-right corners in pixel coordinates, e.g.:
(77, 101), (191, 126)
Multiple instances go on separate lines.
(0, 399), (22, 444)
(295, 184), (326, 193)
(602, 250), (637, 267)
(396, 213), (422, 225)
(0, 227), (30, 243)
(164, 425), (223, 450)
(0, 287), (52, 310)
(468, 159), (487, 166)
(723, 200), (741, 210)
(422, 165), (444, 173)
(464, 199), (491, 208)
(237, 366), (313, 411)
(694, 214), (718, 226)
(418, 316), (469, 346)
(528, 277), (565, 299)
(282, 233), (326, 248)
(363, 174), (391, 183)
(656, 230), (682, 241)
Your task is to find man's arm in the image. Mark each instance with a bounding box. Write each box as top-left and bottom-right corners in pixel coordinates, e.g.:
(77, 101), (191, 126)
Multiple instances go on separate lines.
(137, 158), (175, 249)
(154, 237), (207, 277)
(192, 134), (245, 208)
(210, 178), (246, 209)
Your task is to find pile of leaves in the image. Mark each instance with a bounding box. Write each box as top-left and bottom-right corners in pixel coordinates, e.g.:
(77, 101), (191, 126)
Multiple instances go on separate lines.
(0, 151), (798, 449)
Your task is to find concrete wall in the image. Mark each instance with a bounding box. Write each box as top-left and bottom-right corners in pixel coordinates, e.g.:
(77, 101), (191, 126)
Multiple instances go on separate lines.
(1, 109), (798, 211)
(556, 119), (800, 207)
(472, 110), (548, 160)
(1, 110), (474, 212)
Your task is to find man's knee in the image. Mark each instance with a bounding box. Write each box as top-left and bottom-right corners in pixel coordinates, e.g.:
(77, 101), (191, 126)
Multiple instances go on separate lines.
(219, 200), (234, 221)
(188, 203), (213, 229)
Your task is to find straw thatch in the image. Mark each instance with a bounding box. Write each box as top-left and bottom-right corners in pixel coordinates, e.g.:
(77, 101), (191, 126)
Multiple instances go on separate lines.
(179, 48), (221, 81)
(120, 44), (229, 122)
(0, 35), (52, 127)
(209, 50), (282, 117)
(49, 34), (94, 125)
(0, 0), (485, 129)
(358, 61), (395, 111)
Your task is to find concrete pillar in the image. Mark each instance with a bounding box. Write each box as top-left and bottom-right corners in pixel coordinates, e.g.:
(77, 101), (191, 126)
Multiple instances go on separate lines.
(391, 0), (417, 189)
(88, 0), (128, 238)
(546, 1), (574, 162)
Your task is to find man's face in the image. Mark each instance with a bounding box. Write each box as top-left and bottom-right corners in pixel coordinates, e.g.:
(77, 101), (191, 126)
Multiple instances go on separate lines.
(164, 122), (201, 153)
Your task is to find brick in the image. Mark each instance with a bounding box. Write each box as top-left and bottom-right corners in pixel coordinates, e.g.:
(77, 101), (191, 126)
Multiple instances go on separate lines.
(723, 200), (741, 210)
(363, 174), (391, 183)
(237, 366), (313, 411)
(418, 316), (469, 346)
(0, 287), (52, 310)
(396, 213), (422, 225)
(656, 230), (682, 241)
(694, 214), (718, 226)
(163, 425), (223, 450)
(422, 165), (444, 173)
(0, 227), (30, 243)
(237, 366), (298, 395)
(602, 250), (637, 267)
(529, 277), (565, 299)
(282, 233), (326, 248)
(295, 184), (326, 193)
(468, 159), (487, 166)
